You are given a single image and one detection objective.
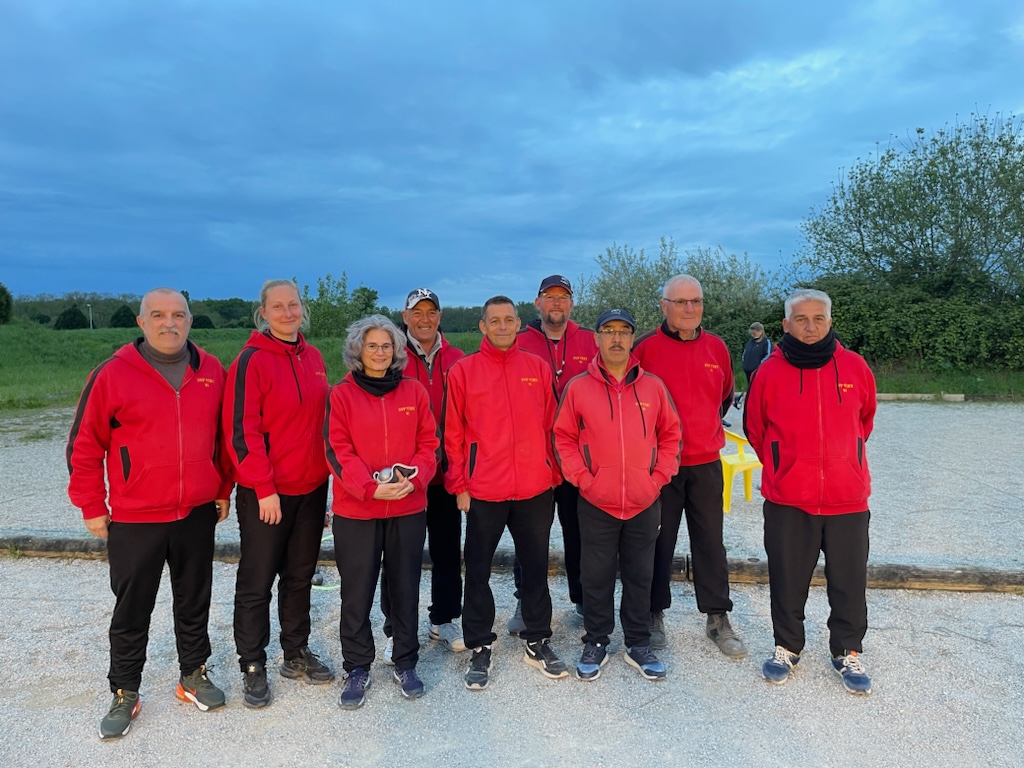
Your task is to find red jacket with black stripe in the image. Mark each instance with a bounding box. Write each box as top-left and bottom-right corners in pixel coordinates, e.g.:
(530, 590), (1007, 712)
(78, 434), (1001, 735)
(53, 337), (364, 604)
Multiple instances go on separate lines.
(222, 331), (330, 498)
(403, 331), (464, 485)
(517, 319), (598, 399)
(554, 355), (682, 519)
(66, 339), (233, 523)
(743, 342), (876, 515)
(442, 336), (561, 502)
(325, 373), (439, 520)
(632, 324), (734, 466)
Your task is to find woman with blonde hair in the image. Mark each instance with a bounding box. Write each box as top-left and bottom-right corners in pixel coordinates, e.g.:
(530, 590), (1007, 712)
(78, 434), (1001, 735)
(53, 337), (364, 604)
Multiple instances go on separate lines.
(223, 279), (334, 709)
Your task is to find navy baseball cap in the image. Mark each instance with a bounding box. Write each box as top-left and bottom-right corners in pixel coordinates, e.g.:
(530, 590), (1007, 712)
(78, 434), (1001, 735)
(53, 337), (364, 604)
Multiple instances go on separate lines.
(594, 308), (636, 332)
(538, 275), (573, 295)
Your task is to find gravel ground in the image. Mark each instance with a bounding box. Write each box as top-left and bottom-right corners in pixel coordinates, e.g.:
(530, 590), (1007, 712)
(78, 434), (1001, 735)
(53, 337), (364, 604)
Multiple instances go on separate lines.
(5, 402), (1024, 570)
(1, 558), (1022, 768)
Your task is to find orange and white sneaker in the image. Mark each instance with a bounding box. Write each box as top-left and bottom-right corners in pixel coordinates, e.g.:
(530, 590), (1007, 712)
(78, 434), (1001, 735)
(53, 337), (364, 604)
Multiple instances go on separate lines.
(176, 664), (226, 711)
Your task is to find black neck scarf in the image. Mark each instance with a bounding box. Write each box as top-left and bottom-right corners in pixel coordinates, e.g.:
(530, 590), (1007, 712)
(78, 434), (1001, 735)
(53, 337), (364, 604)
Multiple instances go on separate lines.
(778, 329), (837, 369)
(352, 368), (403, 397)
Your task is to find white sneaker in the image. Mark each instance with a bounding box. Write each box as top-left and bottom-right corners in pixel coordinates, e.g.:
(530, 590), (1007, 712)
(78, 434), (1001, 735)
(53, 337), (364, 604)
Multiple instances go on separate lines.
(382, 635), (394, 666)
(430, 621), (468, 652)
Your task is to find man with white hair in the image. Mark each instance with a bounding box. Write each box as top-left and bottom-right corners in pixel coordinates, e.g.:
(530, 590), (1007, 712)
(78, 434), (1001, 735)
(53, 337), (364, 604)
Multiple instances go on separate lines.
(744, 288), (877, 695)
(67, 288), (233, 738)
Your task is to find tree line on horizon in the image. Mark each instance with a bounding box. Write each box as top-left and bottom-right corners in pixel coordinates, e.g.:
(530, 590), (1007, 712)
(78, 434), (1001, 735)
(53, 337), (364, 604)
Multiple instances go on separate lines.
(3, 112), (1022, 371)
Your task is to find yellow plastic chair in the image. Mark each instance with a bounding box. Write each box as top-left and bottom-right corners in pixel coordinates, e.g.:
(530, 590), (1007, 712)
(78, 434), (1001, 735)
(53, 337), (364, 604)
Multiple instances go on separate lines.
(721, 430), (762, 513)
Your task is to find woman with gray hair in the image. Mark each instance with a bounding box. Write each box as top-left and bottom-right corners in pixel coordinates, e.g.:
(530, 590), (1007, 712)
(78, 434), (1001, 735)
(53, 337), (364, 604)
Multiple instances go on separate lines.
(222, 279), (334, 710)
(325, 314), (439, 709)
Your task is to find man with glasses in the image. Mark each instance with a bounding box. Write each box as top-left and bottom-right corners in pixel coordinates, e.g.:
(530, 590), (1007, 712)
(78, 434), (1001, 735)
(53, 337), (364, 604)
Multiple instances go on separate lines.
(632, 275), (747, 659)
(515, 275), (597, 627)
(554, 309), (681, 681)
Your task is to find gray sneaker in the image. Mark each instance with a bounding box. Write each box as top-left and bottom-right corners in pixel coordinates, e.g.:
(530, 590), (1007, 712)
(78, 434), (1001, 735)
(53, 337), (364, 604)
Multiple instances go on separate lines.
(650, 611), (667, 649)
(465, 646), (493, 690)
(430, 621), (468, 652)
(706, 613), (747, 659)
(99, 689), (141, 739)
(507, 599), (526, 636)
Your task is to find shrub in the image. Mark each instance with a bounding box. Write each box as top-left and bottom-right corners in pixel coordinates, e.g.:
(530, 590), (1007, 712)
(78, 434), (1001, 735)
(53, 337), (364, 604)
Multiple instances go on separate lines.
(54, 305), (89, 330)
(0, 282), (12, 324)
(191, 314), (215, 329)
(109, 304), (137, 328)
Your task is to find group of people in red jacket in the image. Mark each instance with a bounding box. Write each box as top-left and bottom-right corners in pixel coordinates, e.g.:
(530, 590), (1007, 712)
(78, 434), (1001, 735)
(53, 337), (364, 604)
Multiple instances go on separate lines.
(67, 273), (876, 736)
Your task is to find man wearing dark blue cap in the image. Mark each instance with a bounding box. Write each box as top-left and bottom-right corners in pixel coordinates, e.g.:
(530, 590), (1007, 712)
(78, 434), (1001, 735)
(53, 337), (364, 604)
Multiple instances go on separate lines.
(554, 309), (682, 681)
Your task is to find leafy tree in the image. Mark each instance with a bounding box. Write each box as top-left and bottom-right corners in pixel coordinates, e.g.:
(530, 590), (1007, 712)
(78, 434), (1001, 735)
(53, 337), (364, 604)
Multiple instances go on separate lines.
(54, 304), (89, 330)
(109, 304), (137, 328)
(800, 113), (1024, 301)
(0, 282), (12, 324)
(191, 314), (215, 329)
(349, 286), (380, 318)
(300, 273), (382, 338)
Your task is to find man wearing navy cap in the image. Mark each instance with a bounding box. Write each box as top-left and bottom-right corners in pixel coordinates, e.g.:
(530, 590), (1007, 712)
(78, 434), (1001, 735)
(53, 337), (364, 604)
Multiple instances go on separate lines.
(515, 275), (597, 629)
(554, 309), (681, 681)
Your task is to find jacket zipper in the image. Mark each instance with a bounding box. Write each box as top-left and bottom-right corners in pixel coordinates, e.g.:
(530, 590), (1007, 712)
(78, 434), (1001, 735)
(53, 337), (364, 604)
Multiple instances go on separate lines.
(381, 394), (391, 517)
(617, 388), (627, 518)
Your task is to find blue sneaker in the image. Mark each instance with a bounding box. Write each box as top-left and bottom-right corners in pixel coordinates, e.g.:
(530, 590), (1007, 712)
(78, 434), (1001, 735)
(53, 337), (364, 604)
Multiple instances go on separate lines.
(575, 642), (608, 681)
(832, 651), (872, 695)
(338, 668), (371, 710)
(762, 646), (800, 684)
(624, 645), (666, 680)
(393, 666), (425, 699)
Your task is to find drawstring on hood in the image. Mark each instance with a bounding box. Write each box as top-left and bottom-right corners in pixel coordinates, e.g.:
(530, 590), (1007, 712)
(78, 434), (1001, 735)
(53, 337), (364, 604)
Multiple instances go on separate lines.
(596, 359), (648, 438)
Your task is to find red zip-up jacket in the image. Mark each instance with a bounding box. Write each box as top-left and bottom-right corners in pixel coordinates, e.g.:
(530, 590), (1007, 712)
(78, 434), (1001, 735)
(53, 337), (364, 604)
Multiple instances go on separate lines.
(222, 331), (330, 498)
(325, 373), (439, 520)
(403, 331), (464, 485)
(517, 319), (598, 399)
(554, 355), (682, 519)
(743, 342), (876, 515)
(442, 336), (561, 501)
(66, 339), (233, 523)
(632, 323), (734, 466)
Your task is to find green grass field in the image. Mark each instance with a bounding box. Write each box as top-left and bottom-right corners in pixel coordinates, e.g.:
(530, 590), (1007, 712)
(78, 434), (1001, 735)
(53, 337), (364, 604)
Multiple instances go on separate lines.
(0, 323), (1020, 410)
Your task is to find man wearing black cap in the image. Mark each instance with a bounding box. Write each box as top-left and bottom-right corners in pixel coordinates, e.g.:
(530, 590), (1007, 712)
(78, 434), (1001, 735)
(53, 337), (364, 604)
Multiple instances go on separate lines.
(379, 288), (467, 662)
(554, 309), (681, 682)
(515, 275), (598, 628)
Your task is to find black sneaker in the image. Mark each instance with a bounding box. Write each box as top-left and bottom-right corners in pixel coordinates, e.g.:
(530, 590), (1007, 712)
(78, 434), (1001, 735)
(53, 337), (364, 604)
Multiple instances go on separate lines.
(393, 666), (426, 699)
(625, 645), (667, 680)
(523, 639), (569, 679)
(176, 664), (225, 711)
(338, 667), (371, 710)
(99, 689), (140, 739)
(575, 642), (608, 681)
(242, 662), (270, 709)
(464, 646), (492, 690)
(281, 647), (335, 685)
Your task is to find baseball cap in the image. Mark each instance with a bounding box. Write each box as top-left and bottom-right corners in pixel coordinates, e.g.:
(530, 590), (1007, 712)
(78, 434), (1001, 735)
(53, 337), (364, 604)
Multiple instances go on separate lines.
(538, 275), (573, 295)
(405, 288), (440, 311)
(594, 308), (636, 332)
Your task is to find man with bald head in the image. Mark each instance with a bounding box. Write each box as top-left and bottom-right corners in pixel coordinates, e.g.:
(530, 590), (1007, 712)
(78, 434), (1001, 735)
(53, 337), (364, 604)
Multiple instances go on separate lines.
(67, 288), (234, 739)
(632, 274), (746, 659)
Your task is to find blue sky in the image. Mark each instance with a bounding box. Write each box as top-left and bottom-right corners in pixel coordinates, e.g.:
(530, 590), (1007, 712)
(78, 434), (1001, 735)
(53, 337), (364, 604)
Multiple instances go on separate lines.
(1, 0), (1022, 310)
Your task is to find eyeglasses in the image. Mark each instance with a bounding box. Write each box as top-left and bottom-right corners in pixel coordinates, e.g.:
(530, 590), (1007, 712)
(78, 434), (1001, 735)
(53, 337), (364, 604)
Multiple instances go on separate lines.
(363, 342), (394, 353)
(662, 297), (703, 307)
(540, 293), (571, 302)
(598, 329), (634, 338)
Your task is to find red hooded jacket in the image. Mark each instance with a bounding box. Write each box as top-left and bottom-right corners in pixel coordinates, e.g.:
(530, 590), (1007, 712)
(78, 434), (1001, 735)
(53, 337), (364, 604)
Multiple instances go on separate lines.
(222, 330), (330, 498)
(632, 324), (734, 466)
(403, 331), (464, 485)
(743, 342), (876, 515)
(325, 373), (439, 520)
(442, 336), (561, 502)
(554, 356), (681, 519)
(66, 339), (233, 523)
(517, 319), (598, 399)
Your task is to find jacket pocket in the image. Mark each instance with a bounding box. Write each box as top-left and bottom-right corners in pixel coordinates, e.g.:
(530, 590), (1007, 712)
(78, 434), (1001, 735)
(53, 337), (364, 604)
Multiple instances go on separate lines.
(468, 442), (478, 477)
(119, 446), (131, 483)
(583, 444), (593, 473)
(771, 441), (780, 473)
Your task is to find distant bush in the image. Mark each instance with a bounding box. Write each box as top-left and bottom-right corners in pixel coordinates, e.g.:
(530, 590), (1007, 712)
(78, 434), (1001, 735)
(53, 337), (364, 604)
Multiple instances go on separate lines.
(54, 305), (89, 330)
(32, 313), (51, 325)
(191, 314), (215, 329)
(0, 282), (12, 324)
(109, 304), (137, 328)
